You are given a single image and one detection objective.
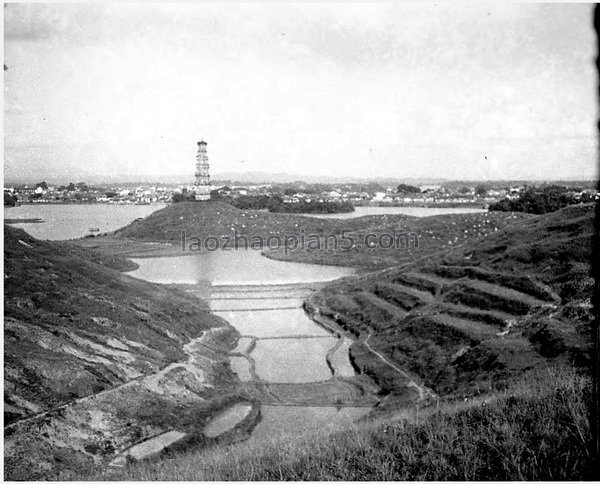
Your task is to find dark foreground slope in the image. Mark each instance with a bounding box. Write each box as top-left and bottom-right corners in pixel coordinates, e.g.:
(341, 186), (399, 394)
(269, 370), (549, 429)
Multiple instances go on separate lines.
(4, 226), (243, 480)
(306, 204), (594, 399)
(92, 368), (593, 481)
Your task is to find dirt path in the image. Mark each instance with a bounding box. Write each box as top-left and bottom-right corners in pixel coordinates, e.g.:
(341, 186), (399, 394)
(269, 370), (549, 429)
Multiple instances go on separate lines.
(5, 328), (221, 431)
(363, 329), (436, 402)
(307, 303), (435, 404)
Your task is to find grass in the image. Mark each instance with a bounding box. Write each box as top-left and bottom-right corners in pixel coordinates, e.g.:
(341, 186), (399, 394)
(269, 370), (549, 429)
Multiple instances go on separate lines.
(87, 368), (593, 481)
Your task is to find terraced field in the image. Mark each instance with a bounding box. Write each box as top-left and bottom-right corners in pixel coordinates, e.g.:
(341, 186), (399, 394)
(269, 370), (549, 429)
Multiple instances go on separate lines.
(306, 204), (594, 401)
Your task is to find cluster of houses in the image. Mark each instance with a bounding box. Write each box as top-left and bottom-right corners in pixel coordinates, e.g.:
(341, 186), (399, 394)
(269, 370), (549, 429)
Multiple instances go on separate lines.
(276, 185), (498, 206)
(5, 180), (598, 207)
(4, 183), (173, 205)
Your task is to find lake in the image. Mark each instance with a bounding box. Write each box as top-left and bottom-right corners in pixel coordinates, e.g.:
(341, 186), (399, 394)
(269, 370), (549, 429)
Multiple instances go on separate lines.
(3, 203), (167, 240)
(305, 206), (487, 219)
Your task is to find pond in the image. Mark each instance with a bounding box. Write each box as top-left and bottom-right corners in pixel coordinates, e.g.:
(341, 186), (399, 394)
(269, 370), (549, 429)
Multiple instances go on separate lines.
(128, 250), (354, 285)
(230, 356), (252, 382)
(111, 430), (187, 465)
(203, 403), (253, 438)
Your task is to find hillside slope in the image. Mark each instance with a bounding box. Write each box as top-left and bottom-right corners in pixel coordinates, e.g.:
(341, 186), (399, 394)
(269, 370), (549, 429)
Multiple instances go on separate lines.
(4, 226), (243, 480)
(306, 204), (594, 399)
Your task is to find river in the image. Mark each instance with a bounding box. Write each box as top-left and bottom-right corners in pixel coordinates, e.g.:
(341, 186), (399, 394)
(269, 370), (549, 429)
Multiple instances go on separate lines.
(303, 206), (486, 219)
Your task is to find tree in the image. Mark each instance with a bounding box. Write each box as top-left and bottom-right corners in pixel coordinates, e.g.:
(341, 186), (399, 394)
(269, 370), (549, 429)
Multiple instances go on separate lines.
(67, 183), (76, 191)
(266, 194), (284, 211)
(475, 184), (488, 196)
(36, 181), (48, 190)
(489, 187), (581, 214)
(396, 183), (421, 194)
(4, 191), (17, 206)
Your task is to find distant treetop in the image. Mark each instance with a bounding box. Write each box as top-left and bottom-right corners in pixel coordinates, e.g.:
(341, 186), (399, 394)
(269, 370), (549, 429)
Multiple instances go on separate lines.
(396, 183), (421, 194)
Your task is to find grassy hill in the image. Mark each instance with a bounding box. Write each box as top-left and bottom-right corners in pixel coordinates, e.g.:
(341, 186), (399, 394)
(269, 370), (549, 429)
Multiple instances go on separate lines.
(4, 226), (244, 480)
(265, 210), (536, 269)
(113, 201), (350, 242)
(305, 204), (594, 400)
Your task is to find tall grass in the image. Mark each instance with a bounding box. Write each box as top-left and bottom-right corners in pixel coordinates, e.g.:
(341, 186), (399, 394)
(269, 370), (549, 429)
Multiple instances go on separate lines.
(87, 367), (592, 481)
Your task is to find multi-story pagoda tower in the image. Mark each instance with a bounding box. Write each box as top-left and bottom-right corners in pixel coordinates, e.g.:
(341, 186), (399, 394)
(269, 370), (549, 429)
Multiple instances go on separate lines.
(194, 140), (211, 201)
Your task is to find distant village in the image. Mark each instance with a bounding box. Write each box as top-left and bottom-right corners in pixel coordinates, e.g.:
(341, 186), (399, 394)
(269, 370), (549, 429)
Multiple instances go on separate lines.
(4, 179), (598, 208)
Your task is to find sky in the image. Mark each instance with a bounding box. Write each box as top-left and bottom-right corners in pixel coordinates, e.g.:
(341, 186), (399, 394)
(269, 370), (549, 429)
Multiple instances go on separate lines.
(3, 3), (598, 183)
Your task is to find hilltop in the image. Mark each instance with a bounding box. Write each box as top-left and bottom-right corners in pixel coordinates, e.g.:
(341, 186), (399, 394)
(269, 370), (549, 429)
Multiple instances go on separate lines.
(112, 201), (532, 269)
(4, 226), (246, 480)
(113, 201), (349, 242)
(265, 210), (535, 269)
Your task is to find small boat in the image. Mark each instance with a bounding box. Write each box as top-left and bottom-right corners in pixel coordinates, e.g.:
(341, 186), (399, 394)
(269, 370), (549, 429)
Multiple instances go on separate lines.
(89, 227), (100, 232)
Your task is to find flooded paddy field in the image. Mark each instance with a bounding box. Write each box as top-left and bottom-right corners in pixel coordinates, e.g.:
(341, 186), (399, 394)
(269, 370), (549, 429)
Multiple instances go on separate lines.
(214, 308), (331, 338)
(246, 405), (373, 443)
(251, 337), (338, 383)
(125, 251), (377, 449)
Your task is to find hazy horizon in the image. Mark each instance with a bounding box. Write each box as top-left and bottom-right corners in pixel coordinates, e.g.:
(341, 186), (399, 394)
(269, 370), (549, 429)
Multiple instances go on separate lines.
(4, 3), (598, 183)
(4, 170), (597, 188)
